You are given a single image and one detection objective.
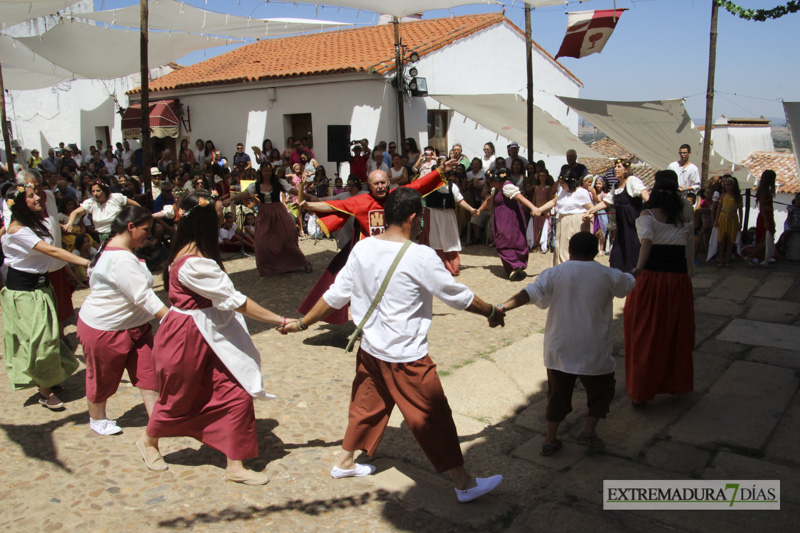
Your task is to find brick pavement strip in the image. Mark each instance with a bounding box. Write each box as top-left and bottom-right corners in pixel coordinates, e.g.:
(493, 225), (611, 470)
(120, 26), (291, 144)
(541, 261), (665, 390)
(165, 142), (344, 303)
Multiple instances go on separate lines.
(1, 239), (799, 531)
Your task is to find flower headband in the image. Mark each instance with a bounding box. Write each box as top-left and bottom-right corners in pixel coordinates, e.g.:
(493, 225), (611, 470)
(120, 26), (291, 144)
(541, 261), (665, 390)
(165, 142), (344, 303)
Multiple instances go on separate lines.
(179, 193), (217, 218)
(615, 158), (631, 168)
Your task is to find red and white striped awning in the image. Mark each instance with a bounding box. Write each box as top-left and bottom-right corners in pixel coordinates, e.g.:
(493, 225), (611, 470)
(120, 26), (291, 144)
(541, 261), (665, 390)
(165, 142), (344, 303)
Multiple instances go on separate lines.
(121, 100), (180, 139)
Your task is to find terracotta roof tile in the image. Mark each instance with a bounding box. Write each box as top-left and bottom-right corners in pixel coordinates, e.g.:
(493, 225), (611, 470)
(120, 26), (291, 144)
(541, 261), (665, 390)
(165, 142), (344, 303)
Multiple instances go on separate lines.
(130, 13), (580, 94)
(743, 151), (799, 194)
(589, 137), (634, 159)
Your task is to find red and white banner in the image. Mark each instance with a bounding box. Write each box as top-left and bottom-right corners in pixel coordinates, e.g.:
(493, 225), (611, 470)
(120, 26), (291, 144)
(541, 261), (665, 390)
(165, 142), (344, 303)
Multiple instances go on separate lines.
(555, 9), (627, 60)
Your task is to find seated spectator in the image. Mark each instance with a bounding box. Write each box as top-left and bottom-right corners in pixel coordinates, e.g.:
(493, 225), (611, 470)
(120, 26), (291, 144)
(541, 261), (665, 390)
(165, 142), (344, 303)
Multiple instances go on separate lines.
(242, 212), (255, 253)
(218, 212), (243, 252)
(70, 233), (97, 287)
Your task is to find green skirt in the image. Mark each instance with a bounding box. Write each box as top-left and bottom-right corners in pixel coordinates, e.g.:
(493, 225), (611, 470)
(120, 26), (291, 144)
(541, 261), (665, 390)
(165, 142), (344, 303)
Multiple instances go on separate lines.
(1, 284), (79, 390)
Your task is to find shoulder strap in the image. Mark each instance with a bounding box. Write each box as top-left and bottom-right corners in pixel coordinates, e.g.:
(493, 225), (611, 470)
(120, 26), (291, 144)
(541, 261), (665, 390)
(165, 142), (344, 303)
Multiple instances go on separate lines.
(345, 239), (412, 352)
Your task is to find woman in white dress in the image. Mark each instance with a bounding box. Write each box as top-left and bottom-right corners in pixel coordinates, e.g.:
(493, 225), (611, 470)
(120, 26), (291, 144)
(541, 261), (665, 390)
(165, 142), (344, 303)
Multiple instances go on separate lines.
(425, 178), (477, 276)
(64, 180), (140, 241)
(77, 205), (169, 436)
(535, 170), (593, 266)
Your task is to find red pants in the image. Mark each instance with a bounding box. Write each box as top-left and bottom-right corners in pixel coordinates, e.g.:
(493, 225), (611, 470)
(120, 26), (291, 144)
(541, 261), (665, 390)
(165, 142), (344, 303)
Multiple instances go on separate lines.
(343, 348), (463, 473)
(435, 250), (460, 276)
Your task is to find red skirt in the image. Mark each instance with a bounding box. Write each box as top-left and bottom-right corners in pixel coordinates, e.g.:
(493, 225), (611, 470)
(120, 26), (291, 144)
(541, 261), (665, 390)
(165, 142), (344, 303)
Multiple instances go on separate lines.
(146, 310), (257, 460)
(623, 270), (694, 403)
(50, 267), (74, 323)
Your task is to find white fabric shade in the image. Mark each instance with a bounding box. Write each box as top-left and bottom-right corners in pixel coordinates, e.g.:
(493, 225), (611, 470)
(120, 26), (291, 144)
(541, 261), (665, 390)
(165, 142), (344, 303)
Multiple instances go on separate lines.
(431, 93), (603, 158)
(267, 0), (500, 19)
(558, 96), (750, 181)
(17, 20), (237, 81)
(783, 102), (800, 190)
(0, 32), (83, 89)
(77, 0), (351, 39)
(0, 0), (73, 29)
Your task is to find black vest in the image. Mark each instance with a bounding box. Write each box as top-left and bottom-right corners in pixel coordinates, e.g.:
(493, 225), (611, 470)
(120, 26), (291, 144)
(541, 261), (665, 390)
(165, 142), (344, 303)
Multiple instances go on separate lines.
(426, 183), (455, 209)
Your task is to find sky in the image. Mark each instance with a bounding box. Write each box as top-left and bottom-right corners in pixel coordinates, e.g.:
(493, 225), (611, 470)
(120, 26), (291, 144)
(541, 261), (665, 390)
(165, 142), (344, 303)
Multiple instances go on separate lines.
(94, 0), (800, 123)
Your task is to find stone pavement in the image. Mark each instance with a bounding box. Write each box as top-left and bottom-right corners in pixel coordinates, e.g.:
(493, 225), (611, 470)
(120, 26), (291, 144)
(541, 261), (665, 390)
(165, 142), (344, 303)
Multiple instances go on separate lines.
(0, 239), (798, 531)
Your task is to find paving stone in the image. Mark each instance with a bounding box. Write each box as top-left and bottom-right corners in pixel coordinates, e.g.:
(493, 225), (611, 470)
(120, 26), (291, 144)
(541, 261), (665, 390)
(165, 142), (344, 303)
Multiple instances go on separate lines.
(746, 346), (800, 370)
(669, 361), (798, 450)
(512, 398), (548, 431)
(491, 333), (549, 398)
(753, 275), (796, 299)
(691, 276), (719, 289)
(694, 314), (730, 348)
(717, 319), (800, 351)
(510, 434), (585, 470)
(692, 352), (732, 392)
(766, 390), (800, 465)
(443, 359), (528, 424)
(704, 451), (800, 504)
(368, 459), (515, 529)
(746, 298), (800, 324)
(694, 297), (746, 317)
(707, 276), (759, 303)
(695, 338), (749, 358)
(507, 499), (677, 533)
(643, 441), (711, 475)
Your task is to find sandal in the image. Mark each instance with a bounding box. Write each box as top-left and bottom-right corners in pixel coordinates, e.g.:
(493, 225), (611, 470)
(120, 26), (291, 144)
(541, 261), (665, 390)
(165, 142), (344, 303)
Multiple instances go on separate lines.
(540, 439), (562, 457)
(577, 432), (605, 449)
(38, 394), (64, 409)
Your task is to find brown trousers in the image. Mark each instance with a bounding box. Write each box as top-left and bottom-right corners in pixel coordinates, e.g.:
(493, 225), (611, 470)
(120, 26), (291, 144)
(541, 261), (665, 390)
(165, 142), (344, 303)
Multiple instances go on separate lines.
(343, 348), (464, 473)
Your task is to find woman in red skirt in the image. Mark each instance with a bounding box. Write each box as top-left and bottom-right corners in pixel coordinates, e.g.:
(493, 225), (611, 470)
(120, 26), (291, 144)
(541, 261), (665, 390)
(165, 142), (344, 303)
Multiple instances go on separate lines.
(77, 206), (168, 436)
(142, 190), (289, 485)
(624, 170), (694, 405)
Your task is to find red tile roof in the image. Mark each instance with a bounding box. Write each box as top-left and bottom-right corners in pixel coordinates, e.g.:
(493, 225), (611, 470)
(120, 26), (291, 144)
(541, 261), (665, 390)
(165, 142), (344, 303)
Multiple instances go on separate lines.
(130, 13), (580, 94)
(743, 151), (799, 194)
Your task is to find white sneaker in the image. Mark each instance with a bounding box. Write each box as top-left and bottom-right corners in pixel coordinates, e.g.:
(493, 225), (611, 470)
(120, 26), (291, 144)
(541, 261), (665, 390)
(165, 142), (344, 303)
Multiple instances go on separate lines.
(90, 418), (122, 436)
(330, 463), (376, 478)
(455, 475), (503, 503)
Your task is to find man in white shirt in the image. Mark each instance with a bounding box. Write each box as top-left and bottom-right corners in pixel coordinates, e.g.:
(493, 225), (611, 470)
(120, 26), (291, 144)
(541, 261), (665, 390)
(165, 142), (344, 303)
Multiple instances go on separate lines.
(494, 231), (635, 456)
(366, 148), (389, 174)
(667, 144), (701, 195)
(282, 187), (504, 503)
(506, 142), (528, 170)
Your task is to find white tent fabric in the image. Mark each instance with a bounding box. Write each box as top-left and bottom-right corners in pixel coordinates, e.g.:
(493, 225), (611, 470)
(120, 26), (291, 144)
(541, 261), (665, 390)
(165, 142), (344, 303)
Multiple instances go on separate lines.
(0, 0), (72, 29)
(267, 0), (500, 19)
(558, 97), (749, 181)
(78, 0), (350, 39)
(17, 21), (237, 81)
(0, 32), (83, 89)
(430, 93), (603, 158)
(783, 102), (800, 188)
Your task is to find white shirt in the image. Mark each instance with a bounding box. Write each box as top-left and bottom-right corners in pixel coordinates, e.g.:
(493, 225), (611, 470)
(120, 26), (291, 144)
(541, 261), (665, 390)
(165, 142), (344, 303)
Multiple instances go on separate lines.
(467, 169), (485, 186)
(481, 154), (496, 171)
(177, 257), (247, 311)
(1, 226), (59, 273)
(3, 190), (63, 272)
(525, 261), (635, 375)
(81, 192), (128, 233)
(367, 160), (389, 174)
(219, 224), (238, 244)
(121, 149), (134, 169)
(430, 181), (465, 204)
(323, 238), (475, 363)
(603, 176), (647, 206)
(555, 187), (592, 216)
(79, 249), (165, 331)
(668, 161), (701, 192)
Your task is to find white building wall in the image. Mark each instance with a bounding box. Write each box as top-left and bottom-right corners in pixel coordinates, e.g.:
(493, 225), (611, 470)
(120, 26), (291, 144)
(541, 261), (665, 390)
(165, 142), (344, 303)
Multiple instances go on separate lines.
(411, 22), (582, 171)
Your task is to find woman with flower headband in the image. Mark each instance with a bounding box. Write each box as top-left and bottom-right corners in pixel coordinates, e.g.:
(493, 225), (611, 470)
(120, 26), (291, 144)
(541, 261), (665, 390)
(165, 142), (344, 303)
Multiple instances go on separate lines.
(534, 169), (594, 266)
(141, 190), (291, 484)
(63, 180), (140, 242)
(1, 185), (93, 408)
(584, 158), (650, 273)
(77, 205), (168, 435)
(224, 163), (311, 276)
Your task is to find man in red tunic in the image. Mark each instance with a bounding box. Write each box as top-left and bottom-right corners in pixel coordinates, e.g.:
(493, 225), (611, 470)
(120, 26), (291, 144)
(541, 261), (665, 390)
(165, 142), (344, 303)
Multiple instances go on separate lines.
(297, 162), (456, 323)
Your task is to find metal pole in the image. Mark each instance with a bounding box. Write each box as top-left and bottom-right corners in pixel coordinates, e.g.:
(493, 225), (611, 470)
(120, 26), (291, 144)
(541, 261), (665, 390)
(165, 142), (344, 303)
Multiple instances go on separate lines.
(0, 64), (16, 178)
(525, 5), (534, 159)
(393, 17), (406, 149)
(140, 0), (152, 207)
(701, 0), (719, 188)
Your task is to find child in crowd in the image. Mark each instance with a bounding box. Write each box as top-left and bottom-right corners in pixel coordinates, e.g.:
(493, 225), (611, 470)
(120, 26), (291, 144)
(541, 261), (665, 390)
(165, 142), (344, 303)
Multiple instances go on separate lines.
(71, 233), (97, 286)
(492, 232), (636, 455)
(242, 212), (256, 252)
(332, 177), (346, 195)
(219, 212), (242, 252)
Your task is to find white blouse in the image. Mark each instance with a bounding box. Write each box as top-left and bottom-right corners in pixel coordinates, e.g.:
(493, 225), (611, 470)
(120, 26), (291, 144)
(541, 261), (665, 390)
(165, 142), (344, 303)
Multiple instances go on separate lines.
(490, 182), (522, 201)
(81, 192), (128, 233)
(604, 176), (646, 206)
(430, 181), (465, 203)
(1, 226), (58, 274)
(635, 211), (692, 246)
(555, 187), (592, 216)
(79, 249), (165, 331)
(177, 257), (247, 311)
